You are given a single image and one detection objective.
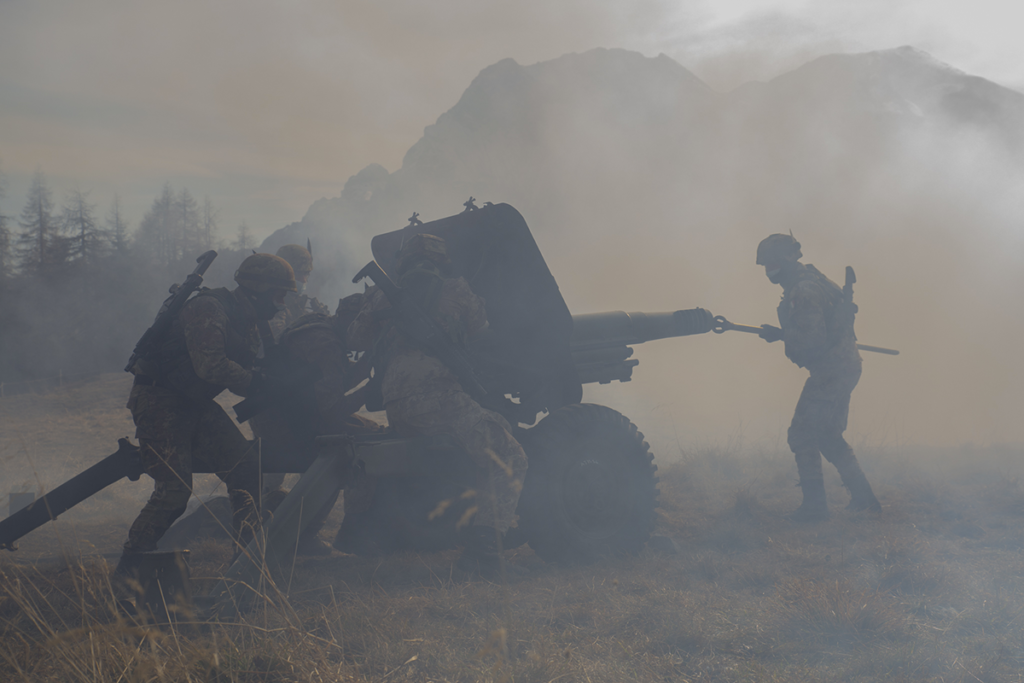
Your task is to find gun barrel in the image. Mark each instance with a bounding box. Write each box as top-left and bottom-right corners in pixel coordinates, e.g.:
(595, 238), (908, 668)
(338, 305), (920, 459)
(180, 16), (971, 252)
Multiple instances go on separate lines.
(571, 310), (709, 350)
(0, 439), (142, 550)
(569, 310), (711, 384)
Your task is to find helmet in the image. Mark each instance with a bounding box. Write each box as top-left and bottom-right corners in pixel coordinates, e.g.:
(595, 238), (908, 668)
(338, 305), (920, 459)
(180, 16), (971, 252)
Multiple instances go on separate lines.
(398, 233), (451, 273)
(234, 253), (297, 293)
(275, 244), (313, 278)
(756, 234), (802, 265)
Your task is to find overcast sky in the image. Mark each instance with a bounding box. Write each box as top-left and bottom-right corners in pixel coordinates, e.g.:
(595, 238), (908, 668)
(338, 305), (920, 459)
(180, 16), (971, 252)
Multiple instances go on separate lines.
(1, 0), (1022, 242)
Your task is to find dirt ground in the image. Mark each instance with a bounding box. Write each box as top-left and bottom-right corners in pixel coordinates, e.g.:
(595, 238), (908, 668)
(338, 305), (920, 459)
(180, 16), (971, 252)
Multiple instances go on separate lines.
(3, 374), (1024, 682)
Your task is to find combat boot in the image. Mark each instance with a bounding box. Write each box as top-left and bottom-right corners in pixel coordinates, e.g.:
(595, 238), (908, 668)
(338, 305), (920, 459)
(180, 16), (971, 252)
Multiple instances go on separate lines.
(332, 511), (381, 556)
(836, 461), (882, 513)
(111, 550), (145, 599)
(788, 453), (830, 523)
(455, 526), (504, 580)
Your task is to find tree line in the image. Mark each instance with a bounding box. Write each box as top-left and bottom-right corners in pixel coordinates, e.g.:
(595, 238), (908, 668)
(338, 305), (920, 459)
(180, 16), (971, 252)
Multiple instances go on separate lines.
(0, 169), (261, 385)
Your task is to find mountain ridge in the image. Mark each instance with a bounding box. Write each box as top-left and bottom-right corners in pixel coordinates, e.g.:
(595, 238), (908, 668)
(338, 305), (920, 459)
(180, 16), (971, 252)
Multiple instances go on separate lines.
(260, 45), (1023, 299)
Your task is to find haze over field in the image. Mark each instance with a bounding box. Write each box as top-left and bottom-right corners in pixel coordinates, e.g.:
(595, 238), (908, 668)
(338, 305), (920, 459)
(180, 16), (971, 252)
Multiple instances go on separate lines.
(1, 2), (1023, 454)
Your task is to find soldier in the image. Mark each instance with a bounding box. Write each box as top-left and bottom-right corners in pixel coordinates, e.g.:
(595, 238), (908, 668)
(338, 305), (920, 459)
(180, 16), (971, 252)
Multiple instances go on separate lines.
(270, 243), (330, 339)
(756, 234), (881, 521)
(115, 253), (297, 576)
(347, 234), (528, 577)
(250, 292), (382, 555)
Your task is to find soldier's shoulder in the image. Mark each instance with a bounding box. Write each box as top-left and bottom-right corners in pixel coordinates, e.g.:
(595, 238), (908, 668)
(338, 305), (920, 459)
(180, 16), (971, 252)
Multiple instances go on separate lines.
(788, 278), (828, 305)
(183, 289), (231, 318)
(803, 264), (842, 289)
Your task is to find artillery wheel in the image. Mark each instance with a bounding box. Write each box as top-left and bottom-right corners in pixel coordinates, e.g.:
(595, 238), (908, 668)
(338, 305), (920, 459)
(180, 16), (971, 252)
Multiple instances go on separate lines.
(517, 403), (658, 563)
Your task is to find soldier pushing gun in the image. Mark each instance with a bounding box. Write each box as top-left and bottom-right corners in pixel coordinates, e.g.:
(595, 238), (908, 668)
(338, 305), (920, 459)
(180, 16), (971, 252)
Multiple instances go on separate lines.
(115, 252), (299, 579)
(348, 234), (529, 578)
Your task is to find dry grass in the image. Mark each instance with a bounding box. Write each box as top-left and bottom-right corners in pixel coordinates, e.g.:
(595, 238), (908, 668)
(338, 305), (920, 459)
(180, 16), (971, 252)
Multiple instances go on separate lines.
(4, 374), (1024, 681)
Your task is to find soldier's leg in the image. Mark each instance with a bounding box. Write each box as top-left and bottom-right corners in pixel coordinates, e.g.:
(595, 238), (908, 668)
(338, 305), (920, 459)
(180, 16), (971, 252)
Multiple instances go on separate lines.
(386, 391), (527, 575)
(447, 397), (528, 577)
(461, 412), (527, 534)
(118, 386), (197, 575)
(193, 403), (262, 550)
(817, 370), (880, 513)
(124, 452), (194, 553)
(249, 410), (289, 498)
(333, 467), (379, 554)
(787, 377), (829, 522)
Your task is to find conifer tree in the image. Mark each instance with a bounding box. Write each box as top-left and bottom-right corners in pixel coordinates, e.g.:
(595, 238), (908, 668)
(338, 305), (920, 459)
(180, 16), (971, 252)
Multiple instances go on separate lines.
(62, 187), (106, 262)
(233, 221), (255, 251)
(135, 183), (176, 265)
(200, 196), (219, 250)
(106, 194), (131, 255)
(15, 171), (60, 271)
(0, 168), (11, 280)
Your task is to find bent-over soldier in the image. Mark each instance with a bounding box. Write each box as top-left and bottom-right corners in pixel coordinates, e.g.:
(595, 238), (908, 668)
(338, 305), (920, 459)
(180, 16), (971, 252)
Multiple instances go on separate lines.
(250, 292), (382, 555)
(116, 253), (297, 575)
(756, 234), (881, 521)
(347, 234), (528, 576)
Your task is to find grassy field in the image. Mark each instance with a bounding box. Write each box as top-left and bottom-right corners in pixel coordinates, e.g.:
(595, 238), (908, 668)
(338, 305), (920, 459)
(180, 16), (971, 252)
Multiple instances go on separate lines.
(3, 375), (1024, 682)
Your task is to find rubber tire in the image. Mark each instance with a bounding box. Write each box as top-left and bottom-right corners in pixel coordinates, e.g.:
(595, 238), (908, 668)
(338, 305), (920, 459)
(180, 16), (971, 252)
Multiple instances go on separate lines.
(517, 403), (658, 564)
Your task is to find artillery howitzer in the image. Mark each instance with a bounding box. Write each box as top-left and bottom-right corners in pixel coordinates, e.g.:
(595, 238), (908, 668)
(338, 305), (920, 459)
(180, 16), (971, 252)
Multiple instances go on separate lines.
(1, 204), (712, 579)
(232, 201), (714, 582)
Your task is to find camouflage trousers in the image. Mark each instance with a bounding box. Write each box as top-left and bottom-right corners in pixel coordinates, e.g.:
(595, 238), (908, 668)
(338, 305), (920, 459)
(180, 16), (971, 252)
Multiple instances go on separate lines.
(385, 389), (527, 533)
(124, 385), (261, 553)
(787, 363), (862, 469)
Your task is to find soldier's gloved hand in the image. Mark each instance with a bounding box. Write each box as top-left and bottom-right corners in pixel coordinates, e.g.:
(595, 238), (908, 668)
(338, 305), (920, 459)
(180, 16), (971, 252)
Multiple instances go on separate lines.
(759, 324), (784, 343)
(675, 308), (715, 335)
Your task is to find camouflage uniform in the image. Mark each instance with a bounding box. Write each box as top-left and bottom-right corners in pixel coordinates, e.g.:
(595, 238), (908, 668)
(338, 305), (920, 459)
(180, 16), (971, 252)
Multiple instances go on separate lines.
(348, 276), (528, 534)
(773, 261), (880, 516)
(779, 264), (862, 453)
(124, 289), (263, 553)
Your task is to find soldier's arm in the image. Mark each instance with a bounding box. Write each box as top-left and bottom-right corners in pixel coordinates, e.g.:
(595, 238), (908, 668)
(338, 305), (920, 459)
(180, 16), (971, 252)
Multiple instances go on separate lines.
(286, 327), (352, 414)
(438, 277), (489, 342)
(783, 281), (828, 366)
(180, 296), (254, 395)
(346, 288), (388, 351)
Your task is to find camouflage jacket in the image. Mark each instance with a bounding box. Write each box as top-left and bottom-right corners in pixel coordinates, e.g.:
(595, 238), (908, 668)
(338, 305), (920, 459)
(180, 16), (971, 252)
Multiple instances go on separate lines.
(279, 311), (370, 425)
(131, 287), (261, 401)
(777, 263), (860, 374)
(347, 276), (488, 404)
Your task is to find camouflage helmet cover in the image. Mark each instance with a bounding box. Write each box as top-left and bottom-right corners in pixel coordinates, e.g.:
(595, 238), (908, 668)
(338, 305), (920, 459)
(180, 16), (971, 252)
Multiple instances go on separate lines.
(275, 244), (313, 275)
(398, 233), (451, 272)
(234, 253), (298, 293)
(756, 234), (802, 265)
